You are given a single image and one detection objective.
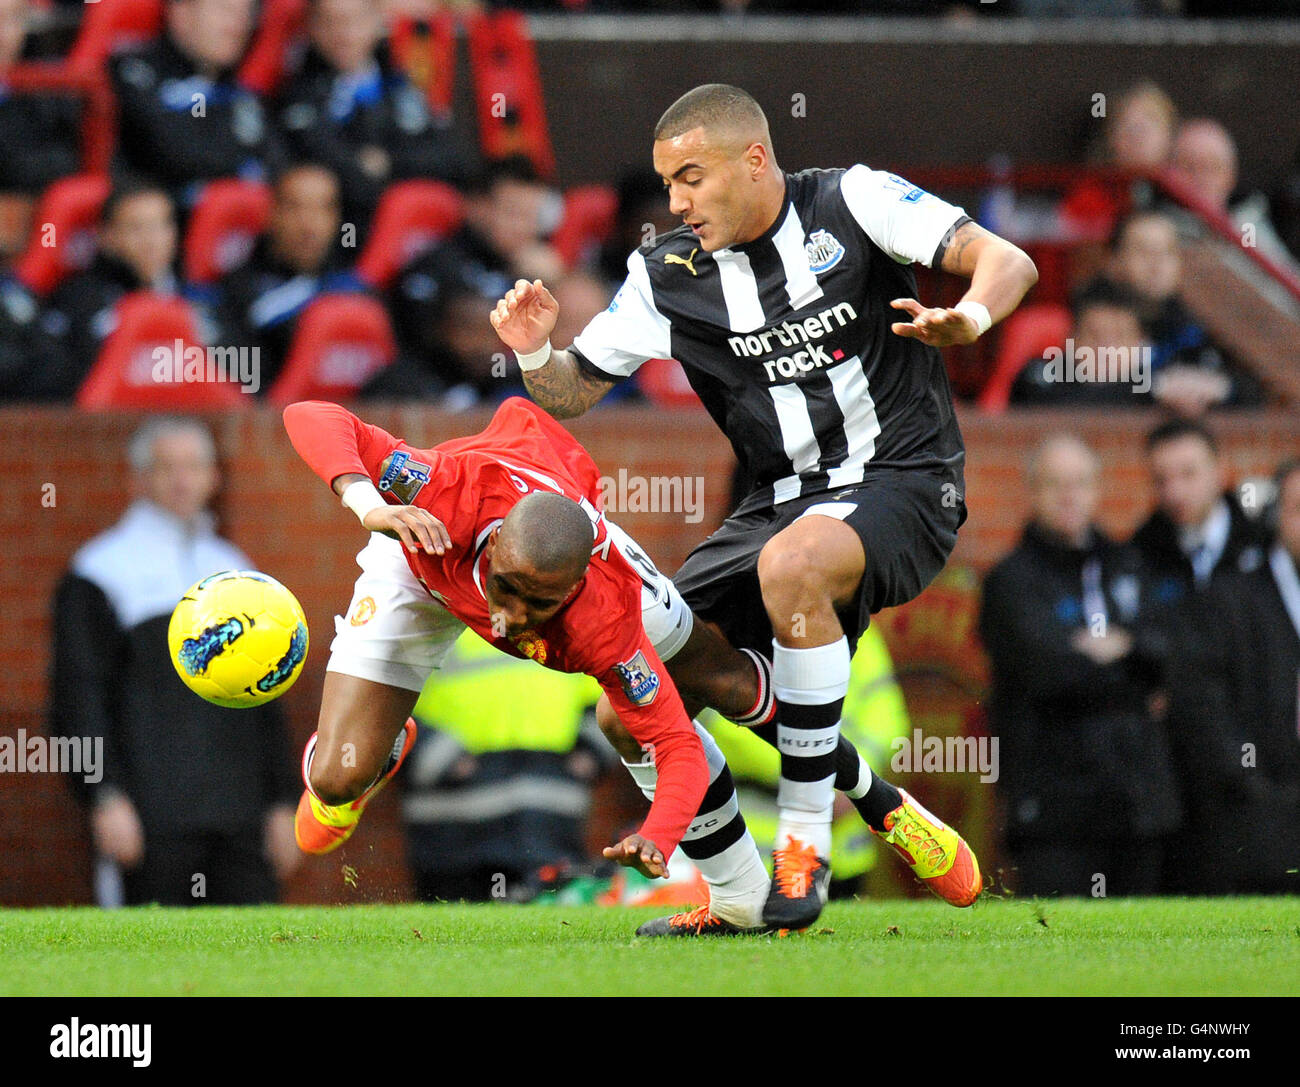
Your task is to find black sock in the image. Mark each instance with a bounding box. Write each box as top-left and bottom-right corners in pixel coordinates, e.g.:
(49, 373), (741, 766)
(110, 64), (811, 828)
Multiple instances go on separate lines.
(855, 776), (904, 833)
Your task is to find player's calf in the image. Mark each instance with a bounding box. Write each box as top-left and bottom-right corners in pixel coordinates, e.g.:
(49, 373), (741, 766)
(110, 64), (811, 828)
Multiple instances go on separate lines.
(295, 718), (418, 855)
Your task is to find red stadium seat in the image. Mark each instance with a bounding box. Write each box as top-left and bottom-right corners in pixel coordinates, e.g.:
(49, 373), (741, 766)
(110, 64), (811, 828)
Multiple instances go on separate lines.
(15, 173), (111, 296)
(67, 0), (163, 75)
(552, 185), (618, 271)
(976, 303), (1072, 414)
(390, 12), (458, 116)
(184, 178), (273, 284)
(77, 293), (249, 409)
(636, 358), (703, 409)
(355, 180), (464, 289)
(238, 0), (307, 95)
(267, 293), (397, 405)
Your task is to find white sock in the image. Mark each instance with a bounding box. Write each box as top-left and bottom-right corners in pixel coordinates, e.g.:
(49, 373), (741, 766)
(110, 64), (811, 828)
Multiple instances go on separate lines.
(620, 721), (768, 928)
(772, 637), (850, 859)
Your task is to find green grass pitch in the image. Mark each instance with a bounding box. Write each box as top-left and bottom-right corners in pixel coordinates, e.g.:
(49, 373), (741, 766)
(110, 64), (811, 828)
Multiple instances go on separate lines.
(2, 897), (1297, 997)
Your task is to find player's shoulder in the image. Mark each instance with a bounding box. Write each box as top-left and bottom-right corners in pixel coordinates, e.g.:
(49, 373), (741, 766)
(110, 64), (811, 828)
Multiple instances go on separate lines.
(635, 223), (697, 262)
(787, 165), (850, 195)
(563, 550), (643, 666)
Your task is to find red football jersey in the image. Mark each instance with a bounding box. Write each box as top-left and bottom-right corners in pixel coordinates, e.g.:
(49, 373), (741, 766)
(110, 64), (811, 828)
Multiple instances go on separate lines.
(284, 397), (706, 857)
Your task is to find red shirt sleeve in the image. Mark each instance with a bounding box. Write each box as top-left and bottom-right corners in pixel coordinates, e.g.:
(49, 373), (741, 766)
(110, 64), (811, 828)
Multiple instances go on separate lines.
(282, 400), (401, 490)
(598, 635), (707, 859)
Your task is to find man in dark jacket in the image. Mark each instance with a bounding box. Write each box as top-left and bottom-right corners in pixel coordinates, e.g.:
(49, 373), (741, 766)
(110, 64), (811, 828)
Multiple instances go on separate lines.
(49, 417), (301, 906)
(218, 162), (364, 391)
(40, 180), (196, 399)
(277, 0), (467, 232)
(1131, 418), (1268, 609)
(1164, 460), (1300, 895)
(0, 0), (82, 195)
(110, 0), (284, 211)
(1131, 420), (1271, 893)
(979, 434), (1182, 896)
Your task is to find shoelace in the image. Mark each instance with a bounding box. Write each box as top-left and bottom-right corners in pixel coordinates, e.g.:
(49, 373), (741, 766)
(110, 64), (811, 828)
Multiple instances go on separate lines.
(669, 905), (719, 931)
(888, 811), (948, 869)
(773, 837), (821, 898)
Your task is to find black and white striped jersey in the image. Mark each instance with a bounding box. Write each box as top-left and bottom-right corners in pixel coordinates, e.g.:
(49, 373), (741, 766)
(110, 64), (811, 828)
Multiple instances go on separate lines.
(571, 165), (970, 511)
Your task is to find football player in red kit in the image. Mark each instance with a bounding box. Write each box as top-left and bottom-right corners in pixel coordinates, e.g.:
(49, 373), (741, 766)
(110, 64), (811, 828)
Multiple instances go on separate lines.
(283, 395), (726, 883)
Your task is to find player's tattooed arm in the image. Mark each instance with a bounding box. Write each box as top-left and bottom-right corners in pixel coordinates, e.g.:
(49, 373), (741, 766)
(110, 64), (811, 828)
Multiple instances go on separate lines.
(939, 220), (1039, 324)
(891, 221), (1038, 346)
(521, 348), (618, 420)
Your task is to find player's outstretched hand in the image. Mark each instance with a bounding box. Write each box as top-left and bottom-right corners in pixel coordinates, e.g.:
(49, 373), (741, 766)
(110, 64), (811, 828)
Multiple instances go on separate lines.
(890, 298), (981, 347)
(490, 278), (560, 355)
(362, 505), (452, 555)
(603, 833), (668, 879)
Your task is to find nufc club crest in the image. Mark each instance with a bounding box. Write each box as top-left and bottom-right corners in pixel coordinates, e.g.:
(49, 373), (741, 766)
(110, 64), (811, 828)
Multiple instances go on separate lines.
(377, 450), (432, 503)
(614, 650), (660, 706)
(805, 229), (845, 274)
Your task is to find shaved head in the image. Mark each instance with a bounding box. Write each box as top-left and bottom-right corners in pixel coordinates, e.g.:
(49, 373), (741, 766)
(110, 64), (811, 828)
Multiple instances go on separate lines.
(655, 84), (772, 157)
(497, 492), (594, 581)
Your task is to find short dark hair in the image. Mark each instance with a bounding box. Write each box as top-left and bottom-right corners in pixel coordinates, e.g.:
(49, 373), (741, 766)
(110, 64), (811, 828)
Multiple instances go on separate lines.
(101, 177), (173, 226)
(499, 492), (594, 580)
(1145, 417), (1219, 457)
(653, 84), (767, 144)
(1070, 276), (1144, 321)
(465, 155), (542, 198)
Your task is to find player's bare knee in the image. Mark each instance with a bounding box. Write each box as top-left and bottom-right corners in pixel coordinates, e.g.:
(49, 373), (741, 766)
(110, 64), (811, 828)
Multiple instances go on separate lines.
(757, 541), (824, 617)
(308, 759), (367, 807)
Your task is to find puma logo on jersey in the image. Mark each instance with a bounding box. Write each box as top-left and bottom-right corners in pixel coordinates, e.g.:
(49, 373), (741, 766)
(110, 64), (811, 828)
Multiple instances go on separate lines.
(664, 249), (699, 276)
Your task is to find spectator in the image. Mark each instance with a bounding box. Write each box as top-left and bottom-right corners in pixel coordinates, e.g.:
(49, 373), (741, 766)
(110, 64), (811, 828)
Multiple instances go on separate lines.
(1167, 459), (1300, 894)
(111, 0), (284, 211)
(1131, 418), (1268, 610)
(1107, 210), (1264, 406)
(218, 162), (364, 391)
(388, 156), (562, 366)
(1131, 419), (1270, 895)
(364, 278), (518, 408)
(49, 417), (300, 907)
(0, 190), (64, 399)
(1059, 80), (1177, 239)
(400, 632), (609, 903)
(0, 0), (81, 196)
(277, 0), (469, 232)
(40, 180), (197, 399)
(1170, 117), (1300, 277)
(978, 434), (1181, 897)
(1010, 278), (1155, 408)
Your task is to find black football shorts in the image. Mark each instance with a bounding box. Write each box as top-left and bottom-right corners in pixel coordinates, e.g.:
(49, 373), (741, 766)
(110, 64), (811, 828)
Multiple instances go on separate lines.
(672, 467), (965, 658)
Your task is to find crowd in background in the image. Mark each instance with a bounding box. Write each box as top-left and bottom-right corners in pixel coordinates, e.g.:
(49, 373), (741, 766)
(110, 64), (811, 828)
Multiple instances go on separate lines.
(1, 0), (1299, 412)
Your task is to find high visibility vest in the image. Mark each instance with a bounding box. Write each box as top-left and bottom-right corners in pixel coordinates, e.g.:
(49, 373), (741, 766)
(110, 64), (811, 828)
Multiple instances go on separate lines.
(412, 631), (600, 753)
(702, 626), (912, 879)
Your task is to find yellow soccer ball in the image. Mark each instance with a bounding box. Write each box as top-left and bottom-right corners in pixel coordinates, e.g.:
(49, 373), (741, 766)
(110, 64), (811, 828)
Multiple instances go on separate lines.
(168, 570), (309, 708)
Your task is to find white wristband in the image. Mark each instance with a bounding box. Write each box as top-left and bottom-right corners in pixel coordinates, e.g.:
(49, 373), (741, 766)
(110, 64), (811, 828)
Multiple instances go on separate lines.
(340, 479), (386, 525)
(954, 300), (992, 337)
(514, 339), (553, 372)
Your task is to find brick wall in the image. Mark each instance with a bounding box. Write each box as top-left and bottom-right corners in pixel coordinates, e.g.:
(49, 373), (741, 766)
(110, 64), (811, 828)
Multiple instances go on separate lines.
(3, 403), (1298, 906)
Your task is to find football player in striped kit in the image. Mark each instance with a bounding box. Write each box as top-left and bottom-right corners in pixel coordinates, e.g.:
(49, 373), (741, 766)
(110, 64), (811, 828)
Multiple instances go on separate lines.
(492, 84), (1038, 927)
